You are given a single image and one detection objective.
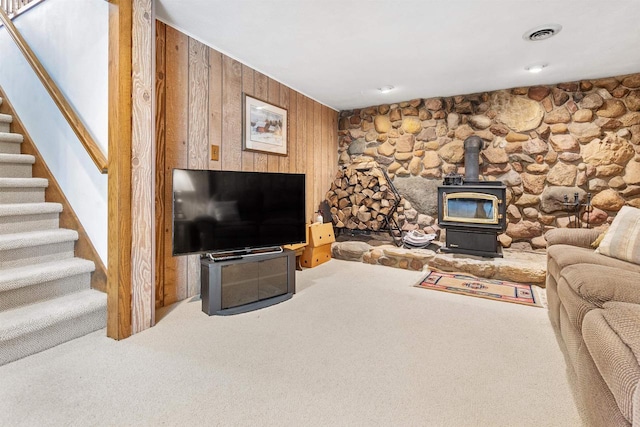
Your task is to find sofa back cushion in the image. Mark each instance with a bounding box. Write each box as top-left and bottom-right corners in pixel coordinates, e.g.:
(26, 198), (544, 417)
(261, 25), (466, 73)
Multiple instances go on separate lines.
(597, 206), (640, 264)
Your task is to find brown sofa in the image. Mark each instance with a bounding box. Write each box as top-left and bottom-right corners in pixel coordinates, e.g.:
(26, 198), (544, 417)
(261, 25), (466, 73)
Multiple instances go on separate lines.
(545, 228), (640, 426)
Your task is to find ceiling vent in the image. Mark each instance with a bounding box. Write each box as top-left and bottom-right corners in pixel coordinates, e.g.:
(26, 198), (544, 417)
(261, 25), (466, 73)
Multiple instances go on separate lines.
(523, 24), (562, 41)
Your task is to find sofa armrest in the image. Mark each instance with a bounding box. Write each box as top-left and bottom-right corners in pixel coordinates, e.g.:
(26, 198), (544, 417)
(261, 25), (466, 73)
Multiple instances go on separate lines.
(601, 301), (640, 358)
(566, 265), (640, 306)
(545, 228), (602, 249)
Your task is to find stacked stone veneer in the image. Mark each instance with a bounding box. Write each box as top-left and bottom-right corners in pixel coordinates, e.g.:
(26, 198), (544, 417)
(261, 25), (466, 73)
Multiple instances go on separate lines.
(335, 73), (640, 248)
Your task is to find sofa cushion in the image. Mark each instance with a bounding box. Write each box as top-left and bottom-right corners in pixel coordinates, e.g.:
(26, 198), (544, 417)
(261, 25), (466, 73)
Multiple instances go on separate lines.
(597, 206), (640, 264)
(582, 302), (640, 424)
(547, 244), (640, 275)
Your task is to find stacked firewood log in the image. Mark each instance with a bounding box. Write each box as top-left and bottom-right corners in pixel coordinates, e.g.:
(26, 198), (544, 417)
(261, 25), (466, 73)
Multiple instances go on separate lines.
(325, 161), (401, 231)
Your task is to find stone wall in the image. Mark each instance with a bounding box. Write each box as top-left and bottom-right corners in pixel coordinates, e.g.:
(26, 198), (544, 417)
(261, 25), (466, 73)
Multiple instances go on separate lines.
(334, 73), (640, 248)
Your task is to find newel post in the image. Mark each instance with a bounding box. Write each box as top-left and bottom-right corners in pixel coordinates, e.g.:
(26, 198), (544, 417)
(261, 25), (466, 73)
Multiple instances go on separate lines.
(107, 0), (133, 339)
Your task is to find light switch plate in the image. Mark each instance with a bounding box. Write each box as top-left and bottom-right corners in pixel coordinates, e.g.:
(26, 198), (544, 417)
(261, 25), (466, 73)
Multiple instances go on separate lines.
(211, 145), (220, 161)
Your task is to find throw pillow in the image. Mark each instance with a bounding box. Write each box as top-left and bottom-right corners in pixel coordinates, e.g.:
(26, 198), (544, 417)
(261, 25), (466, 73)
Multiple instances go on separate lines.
(596, 206), (640, 263)
(591, 232), (606, 249)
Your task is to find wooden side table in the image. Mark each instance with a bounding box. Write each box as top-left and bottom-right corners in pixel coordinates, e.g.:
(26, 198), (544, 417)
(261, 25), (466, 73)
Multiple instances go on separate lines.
(283, 224), (310, 270)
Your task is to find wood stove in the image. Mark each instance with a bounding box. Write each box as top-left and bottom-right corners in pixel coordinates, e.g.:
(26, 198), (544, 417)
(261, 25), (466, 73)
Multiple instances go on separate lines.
(437, 136), (506, 258)
(438, 182), (506, 257)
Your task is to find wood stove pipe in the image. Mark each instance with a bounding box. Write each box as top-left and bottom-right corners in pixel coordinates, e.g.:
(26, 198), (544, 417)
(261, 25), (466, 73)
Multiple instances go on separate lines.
(463, 136), (484, 182)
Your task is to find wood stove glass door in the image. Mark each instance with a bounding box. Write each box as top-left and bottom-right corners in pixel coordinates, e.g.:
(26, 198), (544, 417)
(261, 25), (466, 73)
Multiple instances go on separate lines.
(443, 192), (499, 225)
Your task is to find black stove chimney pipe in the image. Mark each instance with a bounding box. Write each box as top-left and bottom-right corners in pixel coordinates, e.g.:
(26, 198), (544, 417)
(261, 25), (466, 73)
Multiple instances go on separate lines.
(463, 135), (484, 182)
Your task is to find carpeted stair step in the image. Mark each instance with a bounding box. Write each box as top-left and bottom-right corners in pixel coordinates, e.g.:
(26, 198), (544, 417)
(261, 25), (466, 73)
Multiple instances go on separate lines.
(0, 177), (48, 203)
(0, 113), (12, 133)
(0, 229), (78, 269)
(0, 153), (36, 178)
(0, 258), (94, 311)
(0, 132), (24, 154)
(0, 289), (106, 366)
(0, 202), (62, 234)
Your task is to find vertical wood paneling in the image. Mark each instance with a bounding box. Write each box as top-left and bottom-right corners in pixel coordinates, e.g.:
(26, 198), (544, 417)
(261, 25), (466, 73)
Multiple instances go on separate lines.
(313, 102), (322, 219)
(186, 38), (209, 298)
(163, 25), (189, 305)
(320, 105), (328, 209)
(296, 93), (306, 176)
(288, 89), (297, 174)
(188, 38), (210, 170)
(305, 97), (314, 221)
(267, 79), (280, 173)
(279, 86), (290, 172)
(241, 65), (255, 172)
(329, 108), (337, 191)
(322, 106), (331, 203)
(208, 50), (222, 171)
(154, 20), (166, 309)
(253, 72), (269, 172)
(221, 57), (242, 171)
(130, 0), (154, 333)
(155, 23), (339, 307)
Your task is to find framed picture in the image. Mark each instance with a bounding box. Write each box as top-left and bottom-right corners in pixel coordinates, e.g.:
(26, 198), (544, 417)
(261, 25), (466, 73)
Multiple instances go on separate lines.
(243, 94), (288, 156)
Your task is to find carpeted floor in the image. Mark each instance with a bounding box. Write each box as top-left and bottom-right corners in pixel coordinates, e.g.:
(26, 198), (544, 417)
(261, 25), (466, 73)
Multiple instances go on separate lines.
(0, 260), (582, 426)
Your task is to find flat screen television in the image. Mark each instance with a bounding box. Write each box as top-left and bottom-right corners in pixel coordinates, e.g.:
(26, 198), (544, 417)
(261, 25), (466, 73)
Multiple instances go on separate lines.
(172, 169), (306, 256)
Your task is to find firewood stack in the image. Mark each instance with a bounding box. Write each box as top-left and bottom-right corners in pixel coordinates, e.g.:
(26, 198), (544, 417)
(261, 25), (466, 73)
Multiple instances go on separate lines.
(325, 161), (402, 231)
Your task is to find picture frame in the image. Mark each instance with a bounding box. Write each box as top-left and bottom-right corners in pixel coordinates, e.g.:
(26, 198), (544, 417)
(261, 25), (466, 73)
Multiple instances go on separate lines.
(242, 93), (288, 156)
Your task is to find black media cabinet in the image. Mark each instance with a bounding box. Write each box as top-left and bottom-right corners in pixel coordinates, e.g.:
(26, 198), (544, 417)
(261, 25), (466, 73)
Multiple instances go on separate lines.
(200, 249), (296, 315)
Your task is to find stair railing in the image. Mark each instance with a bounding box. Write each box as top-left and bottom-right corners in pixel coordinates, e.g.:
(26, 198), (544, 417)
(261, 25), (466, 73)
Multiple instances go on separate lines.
(0, 0), (41, 18)
(0, 5), (108, 173)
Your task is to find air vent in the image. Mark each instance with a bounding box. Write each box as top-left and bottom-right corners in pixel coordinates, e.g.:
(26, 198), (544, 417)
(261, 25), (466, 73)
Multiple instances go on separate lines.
(523, 24), (562, 41)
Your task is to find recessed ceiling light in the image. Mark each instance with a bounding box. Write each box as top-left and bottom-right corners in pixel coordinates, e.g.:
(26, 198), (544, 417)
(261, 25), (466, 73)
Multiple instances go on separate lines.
(378, 85), (395, 94)
(525, 64), (548, 73)
(523, 24), (562, 42)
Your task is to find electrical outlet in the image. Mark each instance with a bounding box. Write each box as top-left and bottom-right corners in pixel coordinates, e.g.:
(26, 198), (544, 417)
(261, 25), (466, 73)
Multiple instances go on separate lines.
(211, 145), (220, 161)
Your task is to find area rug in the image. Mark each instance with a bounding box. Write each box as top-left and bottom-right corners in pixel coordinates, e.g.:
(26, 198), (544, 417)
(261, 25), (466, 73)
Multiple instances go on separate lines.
(415, 270), (545, 308)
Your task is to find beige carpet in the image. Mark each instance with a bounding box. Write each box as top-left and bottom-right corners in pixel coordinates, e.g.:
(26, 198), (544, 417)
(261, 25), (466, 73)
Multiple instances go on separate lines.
(0, 260), (582, 426)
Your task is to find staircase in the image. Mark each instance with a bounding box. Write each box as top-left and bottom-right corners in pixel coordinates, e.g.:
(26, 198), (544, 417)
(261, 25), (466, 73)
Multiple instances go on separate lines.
(0, 96), (106, 366)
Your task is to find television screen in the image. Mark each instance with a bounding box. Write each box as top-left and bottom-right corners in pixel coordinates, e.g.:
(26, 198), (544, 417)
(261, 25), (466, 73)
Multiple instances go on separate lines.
(172, 169), (306, 256)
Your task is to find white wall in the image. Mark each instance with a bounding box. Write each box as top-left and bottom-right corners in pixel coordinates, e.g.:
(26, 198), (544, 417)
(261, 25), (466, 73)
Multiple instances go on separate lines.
(0, 0), (109, 263)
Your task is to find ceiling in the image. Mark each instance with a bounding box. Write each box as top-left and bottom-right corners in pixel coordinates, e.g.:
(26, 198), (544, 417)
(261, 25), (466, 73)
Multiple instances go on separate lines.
(156, 0), (640, 112)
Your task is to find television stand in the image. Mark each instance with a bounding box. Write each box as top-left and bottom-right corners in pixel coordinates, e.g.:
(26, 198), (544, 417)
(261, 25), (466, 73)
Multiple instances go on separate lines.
(200, 249), (295, 315)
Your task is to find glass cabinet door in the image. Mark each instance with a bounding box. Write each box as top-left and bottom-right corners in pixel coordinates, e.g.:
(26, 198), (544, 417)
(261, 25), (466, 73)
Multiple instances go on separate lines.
(221, 262), (260, 309)
(258, 257), (288, 300)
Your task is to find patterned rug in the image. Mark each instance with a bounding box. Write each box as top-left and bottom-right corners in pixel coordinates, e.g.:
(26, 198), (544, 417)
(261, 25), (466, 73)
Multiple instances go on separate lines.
(415, 270), (545, 308)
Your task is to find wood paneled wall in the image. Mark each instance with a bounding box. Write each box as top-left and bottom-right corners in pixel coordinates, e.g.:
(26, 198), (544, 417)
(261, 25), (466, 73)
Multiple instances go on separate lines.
(155, 21), (338, 307)
(130, 0), (154, 333)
